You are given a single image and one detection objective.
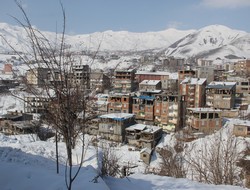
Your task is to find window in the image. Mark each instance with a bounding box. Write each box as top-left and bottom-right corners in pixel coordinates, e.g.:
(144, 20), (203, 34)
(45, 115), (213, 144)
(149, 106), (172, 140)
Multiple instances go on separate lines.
(201, 113), (207, 119)
(209, 113), (213, 119)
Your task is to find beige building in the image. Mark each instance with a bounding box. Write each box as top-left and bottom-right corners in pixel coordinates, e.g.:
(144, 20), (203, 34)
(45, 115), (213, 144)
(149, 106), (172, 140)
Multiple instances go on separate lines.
(114, 69), (136, 93)
(206, 82), (236, 109)
(233, 124), (250, 137)
(125, 124), (162, 149)
(26, 67), (49, 87)
(234, 59), (250, 76)
(186, 108), (222, 134)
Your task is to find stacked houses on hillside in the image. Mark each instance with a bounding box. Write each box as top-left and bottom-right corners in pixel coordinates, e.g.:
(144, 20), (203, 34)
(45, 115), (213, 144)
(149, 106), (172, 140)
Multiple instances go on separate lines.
(2, 57), (248, 166)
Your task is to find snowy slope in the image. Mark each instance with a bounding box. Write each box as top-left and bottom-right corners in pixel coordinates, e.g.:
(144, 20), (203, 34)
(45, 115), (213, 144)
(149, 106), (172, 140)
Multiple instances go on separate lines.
(0, 133), (247, 190)
(165, 25), (250, 59)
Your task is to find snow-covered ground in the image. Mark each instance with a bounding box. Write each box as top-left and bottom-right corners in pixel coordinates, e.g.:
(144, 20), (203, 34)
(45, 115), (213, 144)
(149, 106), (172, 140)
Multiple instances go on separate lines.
(0, 92), (249, 190)
(0, 132), (248, 190)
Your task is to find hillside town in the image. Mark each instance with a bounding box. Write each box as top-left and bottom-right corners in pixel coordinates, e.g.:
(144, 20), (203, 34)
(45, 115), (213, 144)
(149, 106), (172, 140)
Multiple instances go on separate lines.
(0, 4), (250, 188)
(0, 56), (249, 164)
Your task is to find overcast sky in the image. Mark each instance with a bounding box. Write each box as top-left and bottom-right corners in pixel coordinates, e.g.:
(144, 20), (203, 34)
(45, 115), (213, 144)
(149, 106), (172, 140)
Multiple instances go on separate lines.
(0, 0), (249, 34)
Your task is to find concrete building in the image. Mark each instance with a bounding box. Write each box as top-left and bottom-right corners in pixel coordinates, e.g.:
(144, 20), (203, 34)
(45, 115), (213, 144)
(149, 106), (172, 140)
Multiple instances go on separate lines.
(98, 113), (135, 142)
(26, 67), (49, 87)
(125, 123), (162, 149)
(196, 66), (214, 83)
(132, 95), (155, 122)
(179, 78), (207, 108)
(234, 59), (250, 76)
(90, 69), (111, 93)
(197, 59), (213, 67)
(108, 94), (132, 113)
(154, 93), (184, 132)
(227, 77), (250, 104)
(161, 57), (185, 72)
(24, 96), (50, 114)
(186, 108), (222, 134)
(178, 69), (196, 82)
(139, 80), (161, 92)
(113, 69), (136, 93)
(135, 71), (169, 89)
(70, 64), (90, 89)
(233, 124), (250, 137)
(206, 82), (236, 109)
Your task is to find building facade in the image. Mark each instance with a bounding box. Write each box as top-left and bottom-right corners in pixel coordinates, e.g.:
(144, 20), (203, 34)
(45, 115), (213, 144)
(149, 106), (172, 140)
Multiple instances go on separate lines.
(206, 82), (236, 109)
(186, 108), (222, 134)
(179, 78), (207, 108)
(113, 69), (136, 93)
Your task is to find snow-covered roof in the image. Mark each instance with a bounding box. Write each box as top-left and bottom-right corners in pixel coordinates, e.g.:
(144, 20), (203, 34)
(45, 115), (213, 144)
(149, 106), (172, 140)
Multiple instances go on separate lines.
(126, 124), (146, 131)
(180, 77), (206, 85)
(188, 108), (222, 113)
(140, 147), (152, 154)
(99, 113), (134, 121)
(135, 71), (170, 76)
(143, 125), (162, 133)
(140, 80), (161, 85)
(207, 81), (236, 90)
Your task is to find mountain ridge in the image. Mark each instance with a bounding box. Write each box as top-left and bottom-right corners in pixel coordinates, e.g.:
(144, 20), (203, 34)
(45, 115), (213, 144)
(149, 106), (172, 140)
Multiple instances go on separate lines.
(0, 22), (249, 59)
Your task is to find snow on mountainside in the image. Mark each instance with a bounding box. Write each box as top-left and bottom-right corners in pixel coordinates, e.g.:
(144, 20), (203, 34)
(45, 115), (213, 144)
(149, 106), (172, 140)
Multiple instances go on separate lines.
(0, 22), (193, 52)
(165, 25), (250, 59)
(0, 22), (250, 59)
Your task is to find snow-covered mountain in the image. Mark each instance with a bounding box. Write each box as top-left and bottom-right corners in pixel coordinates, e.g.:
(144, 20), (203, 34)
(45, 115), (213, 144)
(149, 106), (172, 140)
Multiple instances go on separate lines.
(0, 22), (193, 53)
(164, 25), (250, 59)
(0, 22), (250, 59)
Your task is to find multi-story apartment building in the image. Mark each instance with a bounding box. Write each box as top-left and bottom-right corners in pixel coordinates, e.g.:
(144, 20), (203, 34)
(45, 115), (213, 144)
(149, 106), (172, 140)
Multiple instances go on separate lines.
(24, 96), (50, 114)
(227, 77), (250, 104)
(186, 108), (222, 134)
(135, 71), (169, 89)
(113, 69), (136, 93)
(26, 67), (49, 87)
(234, 59), (250, 76)
(90, 69), (111, 93)
(132, 95), (155, 122)
(125, 123), (162, 149)
(178, 69), (196, 82)
(206, 82), (236, 109)
(70, 64), (90, 89)
(179, 78), (207, 108)
(154, 93), (184, 131)
(161, 57), (185, 72)
(47, 69), (64, 86)
(196, 66), (214, 83)
(197, 59), (213, 67)
(139, 80), (161, 92)
(98, 113), (135, 142)
(108, 94), (132, 113)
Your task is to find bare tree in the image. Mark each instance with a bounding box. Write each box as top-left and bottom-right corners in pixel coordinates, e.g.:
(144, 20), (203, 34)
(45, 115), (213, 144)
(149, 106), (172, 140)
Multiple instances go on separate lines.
(100, 143), (121, 178)
(0, 1), (97, 190)
(157, 141), (187, 178)
(185, 130), (245, 186)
